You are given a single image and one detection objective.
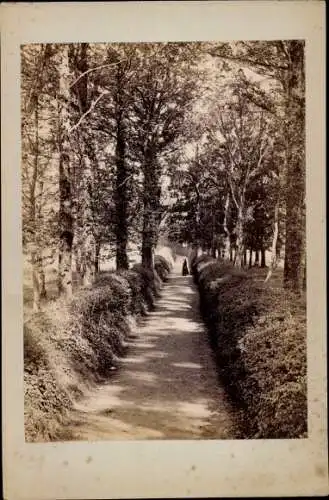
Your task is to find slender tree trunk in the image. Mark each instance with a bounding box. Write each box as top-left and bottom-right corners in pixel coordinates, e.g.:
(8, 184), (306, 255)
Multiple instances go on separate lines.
(265, 200), (280, 282)
(40, 274), (47, 299)
(302, 197), (306, 291)
(229, 245), (233, 262)
(29, 97), (45, 309)
(82, 232), (96, 287)
(58, 46), (73, 298)
(223, 193), (231, 260)
(31, 250), (41, 312)
(255, 250), (259, 266)
(303, 258), (306, 291)
(141, 203), (156, 269)
(190, 185), (201, 266)
(141, 241), (154, 268)
(81, 154), (96, 288)
(75, 246), (82, 275)
(233, 246), (237, 264)
(58, 230), (73, 296)
(235, 207), (244, 268)
(30, 249), (46, 310)
(189, 242), (200, 271)
(95, 240), (101, 274)
(248, 248), (253, 268)
(243, 249), (247, 267)
(261, 247), (266, 268)
(38, 250), (47, 299)
(115, 112), (129, 270)
(211, 244), (217, 259)
(211, 202), (217, 258)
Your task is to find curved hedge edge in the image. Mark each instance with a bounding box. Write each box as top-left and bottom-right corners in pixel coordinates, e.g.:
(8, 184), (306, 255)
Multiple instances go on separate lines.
(154, 254), (172, 282)
(24, 254), (173, 442)
(192, 254), (307, 439)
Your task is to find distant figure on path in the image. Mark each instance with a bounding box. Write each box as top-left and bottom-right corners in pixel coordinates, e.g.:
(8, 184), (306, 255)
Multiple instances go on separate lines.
(182, 258), (189, 276)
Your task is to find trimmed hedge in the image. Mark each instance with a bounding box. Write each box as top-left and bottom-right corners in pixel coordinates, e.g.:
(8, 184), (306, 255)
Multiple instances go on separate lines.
(154, 255), (173, 281)
(24, 254), (172, 442)
(192, 255), (307, 439)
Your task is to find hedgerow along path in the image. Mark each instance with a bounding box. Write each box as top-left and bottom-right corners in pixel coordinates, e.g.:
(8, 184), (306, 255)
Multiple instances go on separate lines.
(67, 256), (240, 440)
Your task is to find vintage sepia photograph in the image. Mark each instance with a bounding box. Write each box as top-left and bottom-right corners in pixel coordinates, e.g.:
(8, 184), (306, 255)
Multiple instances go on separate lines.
(22, 40), (308, 443)
(2, 2), (327, 499)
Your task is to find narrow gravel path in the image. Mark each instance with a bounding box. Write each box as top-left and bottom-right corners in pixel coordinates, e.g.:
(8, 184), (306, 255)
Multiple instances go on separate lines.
(68, 261), (239, 440)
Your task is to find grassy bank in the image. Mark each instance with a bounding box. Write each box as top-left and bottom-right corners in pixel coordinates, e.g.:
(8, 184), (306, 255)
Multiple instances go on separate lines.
(24, 254), (173, 442)
(192, 255), (307, 439)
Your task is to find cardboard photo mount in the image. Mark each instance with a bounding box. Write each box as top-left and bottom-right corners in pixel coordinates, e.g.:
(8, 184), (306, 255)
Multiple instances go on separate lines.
(1, 2), (327, 499)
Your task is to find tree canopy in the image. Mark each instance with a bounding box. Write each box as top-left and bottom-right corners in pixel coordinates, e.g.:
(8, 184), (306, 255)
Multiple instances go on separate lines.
(21, 40), (306, 310)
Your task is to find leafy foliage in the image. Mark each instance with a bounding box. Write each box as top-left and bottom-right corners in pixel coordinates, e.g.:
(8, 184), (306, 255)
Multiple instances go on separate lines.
(24, 254), (172, 441)
(192, 255), (307, 438)
(22, 41), (306, 441)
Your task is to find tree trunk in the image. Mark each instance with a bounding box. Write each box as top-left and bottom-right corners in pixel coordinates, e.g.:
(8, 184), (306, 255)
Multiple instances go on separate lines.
(95, 240), (101, 274)
(222, 192), (231, 260)
(141, 243), (154, 269)
(211, 244), (217, 259)
(243, 249), (247, 267)
(141, 150), (160, 269)
(30, 248), (47, 310)
(191, 171), (201, 261)
(302, 198), (306, 291)
(303, 260), (306, 291)
(235, 208), (244, 267)
(58, 230), (73, 296)
(82, 233), (96, 287)
(255, 250), (259, 266)
(38, 250), (47, 299)
(283, 41), (306, 292)
(141, 204), (156, 269)
(211, 202), (217, 258)
(284, 180), (305, 290)
(224, 233), (231, 260)
(261, 247), (266, 268)
(58, 46), (73, 298)
(31, 250), (41, 312)
(74, 246), (82, 275)
(189, 242), (199, 269)
(81, 155), (96, 288)
(29, 98), (46, 309)
(76, 44), (96, 288)
(265, 200), (279, 282)
(248, 249), (253, 268)
(115, 112), (129, 270)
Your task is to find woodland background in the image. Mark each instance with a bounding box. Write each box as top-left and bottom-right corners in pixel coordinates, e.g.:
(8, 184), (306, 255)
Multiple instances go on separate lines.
(22, 41), (307, 441)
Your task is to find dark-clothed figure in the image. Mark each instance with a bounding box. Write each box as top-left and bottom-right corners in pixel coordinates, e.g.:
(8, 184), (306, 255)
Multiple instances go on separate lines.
(182, 258), (189, 276)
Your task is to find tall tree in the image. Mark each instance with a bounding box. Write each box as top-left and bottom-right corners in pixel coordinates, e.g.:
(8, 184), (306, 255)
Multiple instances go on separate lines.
(207, 41), (306, 289)
(130, 43), (199, 268)
(213, 87), (272, 267)
(21, 44), (58, 310)
(58, 45), (74, 297)
(71, 43), (98, 287)
(89, 44), (140, 271)
(281, 41), (305, 291)
(110, 48), (135, 270)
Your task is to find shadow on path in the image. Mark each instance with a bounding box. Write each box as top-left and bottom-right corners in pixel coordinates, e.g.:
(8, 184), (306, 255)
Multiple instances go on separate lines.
(67, 264), (239, 440)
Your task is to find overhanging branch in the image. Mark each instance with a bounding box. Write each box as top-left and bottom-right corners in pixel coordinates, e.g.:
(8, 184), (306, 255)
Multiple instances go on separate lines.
(69, 91), (110, 133)
(69, 59), (128, 88)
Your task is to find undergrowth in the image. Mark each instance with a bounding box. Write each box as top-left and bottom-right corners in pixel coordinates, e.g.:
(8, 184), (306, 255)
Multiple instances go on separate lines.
(24, 253), (172, 442)
(192, 254), (307, 439)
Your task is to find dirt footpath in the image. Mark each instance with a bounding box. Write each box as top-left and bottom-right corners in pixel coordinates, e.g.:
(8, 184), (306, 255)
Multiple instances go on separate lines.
(67, 260), (239, 440)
